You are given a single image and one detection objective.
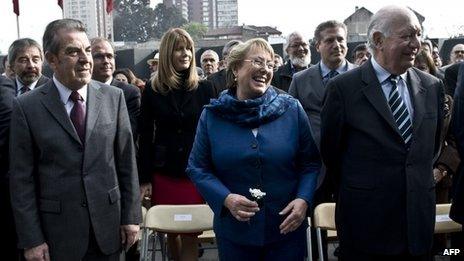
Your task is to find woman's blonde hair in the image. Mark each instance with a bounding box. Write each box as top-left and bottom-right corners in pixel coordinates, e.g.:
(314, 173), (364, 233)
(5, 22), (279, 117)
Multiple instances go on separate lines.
(152, 28), (199, 94)
(226, 38), (275, 90)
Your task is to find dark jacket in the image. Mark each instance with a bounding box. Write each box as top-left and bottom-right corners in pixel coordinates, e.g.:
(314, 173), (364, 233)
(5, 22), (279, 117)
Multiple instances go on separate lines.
(110, 79), (141, 138)
(12, 75), (50, 95)
(207, 69), (227, 97)
(321, 60), (444, 255)
(138, 80), (215, 183)
(271, 62), (294, 92)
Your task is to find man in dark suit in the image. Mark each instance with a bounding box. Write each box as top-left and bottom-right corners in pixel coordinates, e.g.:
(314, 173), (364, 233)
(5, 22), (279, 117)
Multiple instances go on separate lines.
(272, 31), (311, 92)
(7, 38), (49, 96)
(445, 61), (463, 96)
(207, 40), (241, 96)
(321, 6), (444, 260)
(289, 20), (356, 260)
(9, 19), (141, 261)
(90, 37), (141, 137)
(0, 76), (19, 260)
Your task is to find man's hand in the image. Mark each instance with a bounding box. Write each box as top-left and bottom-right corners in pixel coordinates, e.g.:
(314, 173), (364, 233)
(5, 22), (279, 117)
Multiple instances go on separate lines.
(224, 193), (259, 222)
(139, 183), (152, 201)
(120, 224), (140, 250)
(279, 198), (308, 234)
(24, 243), (49, 261)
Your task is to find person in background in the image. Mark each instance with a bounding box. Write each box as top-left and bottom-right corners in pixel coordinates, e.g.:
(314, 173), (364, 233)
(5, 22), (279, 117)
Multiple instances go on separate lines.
(91, 37), (141, 139)
(208, 40), (242, 96)
(273, 53), (284, 71)
(432, 44), (443, 68)
(200, 49), (219, 77)
(414, 49), (438, 77)
(9, 18), (141, 261)
(352, 43), (370, 66)
(450, 44), (464, 65)
(138, 28), (215, 261)
(147, 52), (159, 78)
(8, 38), (49, 96)
(114, 69), (130, 83)
(272, 31), (311, 92)
(321, 6), (443, 260)
(187, 38), (320, 261)
(2, 56), (15, 78)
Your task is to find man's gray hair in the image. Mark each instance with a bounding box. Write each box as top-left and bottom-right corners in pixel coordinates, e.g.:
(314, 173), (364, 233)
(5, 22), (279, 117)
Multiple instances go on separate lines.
(200, 49), (219, 62)
(43, 19), (87, 55)
(367, 6), (420, 52)
(284, 31), (306, 50)
(90, 37), (115, 51)
(8, 38), (44, 65)
(222, 40), (242, 57)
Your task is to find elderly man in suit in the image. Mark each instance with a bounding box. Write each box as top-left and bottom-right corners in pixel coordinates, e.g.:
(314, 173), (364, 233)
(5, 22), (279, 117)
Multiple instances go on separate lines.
(321, 6), (444, 260)
(8, 38), (49, 96)
(288, 20), (356, 260)
(9, 19), (141, 261)
(0, 76), (19, 260)
(272, 31), (311, 92)
(90, 37), (141, 138)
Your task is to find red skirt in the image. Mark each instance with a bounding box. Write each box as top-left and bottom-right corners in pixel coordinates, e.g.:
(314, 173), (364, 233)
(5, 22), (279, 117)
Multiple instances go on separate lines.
(151, 173), (204, 205)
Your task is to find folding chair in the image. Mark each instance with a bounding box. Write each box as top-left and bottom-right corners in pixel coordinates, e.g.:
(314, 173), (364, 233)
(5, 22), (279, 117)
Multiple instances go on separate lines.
(140, 204), (214, 261)
(435, 203), (462, 233)
(307, 203), (336, 261)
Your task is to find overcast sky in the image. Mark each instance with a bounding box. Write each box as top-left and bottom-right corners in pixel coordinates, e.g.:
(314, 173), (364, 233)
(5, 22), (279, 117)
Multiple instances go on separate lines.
(0, 0), (462, 54)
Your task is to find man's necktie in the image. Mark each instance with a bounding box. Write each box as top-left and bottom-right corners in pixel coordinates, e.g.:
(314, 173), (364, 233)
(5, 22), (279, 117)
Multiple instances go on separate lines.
(323, 70), (339, 86)
(70, 91), (86, 144)
(20, 86), (30, 95)
(388, 75), (412, 145)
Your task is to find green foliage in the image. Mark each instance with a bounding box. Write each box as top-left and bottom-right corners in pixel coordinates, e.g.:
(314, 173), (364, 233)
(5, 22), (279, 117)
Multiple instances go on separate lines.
(113, 1), (187, 42)
(182, 22), (208, 41)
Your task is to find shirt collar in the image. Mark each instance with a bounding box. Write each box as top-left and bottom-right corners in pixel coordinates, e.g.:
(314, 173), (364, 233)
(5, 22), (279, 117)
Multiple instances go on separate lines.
(371, 57), (407, 84)
(53, 75), (88, 105)
(320, 60), (347, 78)
(15, 77), (39, 92)
(104, 77), (113, 86)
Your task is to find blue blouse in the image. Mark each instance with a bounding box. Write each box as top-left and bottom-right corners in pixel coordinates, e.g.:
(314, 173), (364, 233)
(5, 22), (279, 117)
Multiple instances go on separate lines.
(187, 98), (321, 246)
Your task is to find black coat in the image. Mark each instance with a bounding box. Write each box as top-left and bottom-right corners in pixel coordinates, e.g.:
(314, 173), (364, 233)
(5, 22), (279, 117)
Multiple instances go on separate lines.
(138, 80), (215, 183)
(12, 75), (50, 95)
(110, 79), (141, 138)
(321, 61), (444, 255)
(271, 62), (294, 93)
(444, 62), (463, 96)
(451, 62), (464, 224)
(207, 69), (227, 97)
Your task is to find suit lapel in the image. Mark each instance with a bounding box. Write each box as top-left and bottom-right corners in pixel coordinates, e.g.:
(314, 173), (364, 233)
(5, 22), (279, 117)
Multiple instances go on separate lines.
(361, 62), (401, 136)
(407, 69), (427, 134)
(40, 81), (82, 144)
(85, 81), (103, 143)
(307, 63), (325, 100)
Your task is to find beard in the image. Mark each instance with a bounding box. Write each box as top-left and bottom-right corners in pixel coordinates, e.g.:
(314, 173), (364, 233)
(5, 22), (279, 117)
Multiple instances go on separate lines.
(289, 54), (311, 68)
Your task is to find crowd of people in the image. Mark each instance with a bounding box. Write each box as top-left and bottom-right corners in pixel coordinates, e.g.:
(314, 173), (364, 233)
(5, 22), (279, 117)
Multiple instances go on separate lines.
(0, 4), (464, 261)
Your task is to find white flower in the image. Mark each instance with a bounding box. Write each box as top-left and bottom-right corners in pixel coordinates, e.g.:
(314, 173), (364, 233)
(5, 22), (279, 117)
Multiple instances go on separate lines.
(249, 188), (266, 200)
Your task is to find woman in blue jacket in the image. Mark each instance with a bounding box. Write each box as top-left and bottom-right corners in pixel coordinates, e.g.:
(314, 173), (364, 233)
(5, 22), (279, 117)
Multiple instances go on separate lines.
(187, 38), (321, 260)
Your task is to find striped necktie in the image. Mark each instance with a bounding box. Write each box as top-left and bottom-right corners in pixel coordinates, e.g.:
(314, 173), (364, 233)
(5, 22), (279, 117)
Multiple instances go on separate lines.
(388, 75), (412, 145)
(323, 70), (339, 86)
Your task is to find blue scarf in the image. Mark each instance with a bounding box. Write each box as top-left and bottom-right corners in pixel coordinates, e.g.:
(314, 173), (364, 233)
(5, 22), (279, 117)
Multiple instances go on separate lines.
(205, 86), (292, 128)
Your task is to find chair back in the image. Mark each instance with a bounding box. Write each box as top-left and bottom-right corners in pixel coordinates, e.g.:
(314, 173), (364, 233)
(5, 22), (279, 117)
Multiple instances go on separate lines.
(313, 203), (336, 230)
(144, 204), (214, 233)
(435, 203), (462, 233)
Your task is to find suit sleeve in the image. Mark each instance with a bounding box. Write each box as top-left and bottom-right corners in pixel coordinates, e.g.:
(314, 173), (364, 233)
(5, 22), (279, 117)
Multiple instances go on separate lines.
(186, 110), (230, 215)
(295, 101), (321, 206)
(0, 79), (15, 180)
(115, 90), (142, 225)
(320, 81), (345, 191)
(9, 98), (45, 249)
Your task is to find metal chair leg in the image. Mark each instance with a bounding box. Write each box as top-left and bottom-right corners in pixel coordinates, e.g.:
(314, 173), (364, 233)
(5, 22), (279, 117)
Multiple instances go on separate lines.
(307, 225), (312, 261)
(317, 228), (324, 261)
(139, 228), (148, 261)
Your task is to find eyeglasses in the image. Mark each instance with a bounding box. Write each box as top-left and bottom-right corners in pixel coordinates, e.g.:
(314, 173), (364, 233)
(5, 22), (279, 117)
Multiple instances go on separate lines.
(243, 59), (275, 70)
(289, 42), (309, 49)
(455, 50), (464, 55)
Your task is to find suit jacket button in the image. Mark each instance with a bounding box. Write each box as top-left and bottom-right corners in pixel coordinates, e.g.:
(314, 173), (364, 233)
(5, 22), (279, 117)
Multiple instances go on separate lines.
(177, 129), (182, 134)
(81, 202), (87, 207)
(251, 143), (258, 149)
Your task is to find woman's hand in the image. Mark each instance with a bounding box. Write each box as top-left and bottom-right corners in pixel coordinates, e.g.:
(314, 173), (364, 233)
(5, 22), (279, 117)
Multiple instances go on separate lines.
(224, 193), (260, 222)
(279, 198), (308, 234)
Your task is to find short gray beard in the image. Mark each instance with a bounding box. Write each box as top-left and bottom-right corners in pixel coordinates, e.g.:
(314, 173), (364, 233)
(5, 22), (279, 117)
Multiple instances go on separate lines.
(290, 54), (311, 68)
